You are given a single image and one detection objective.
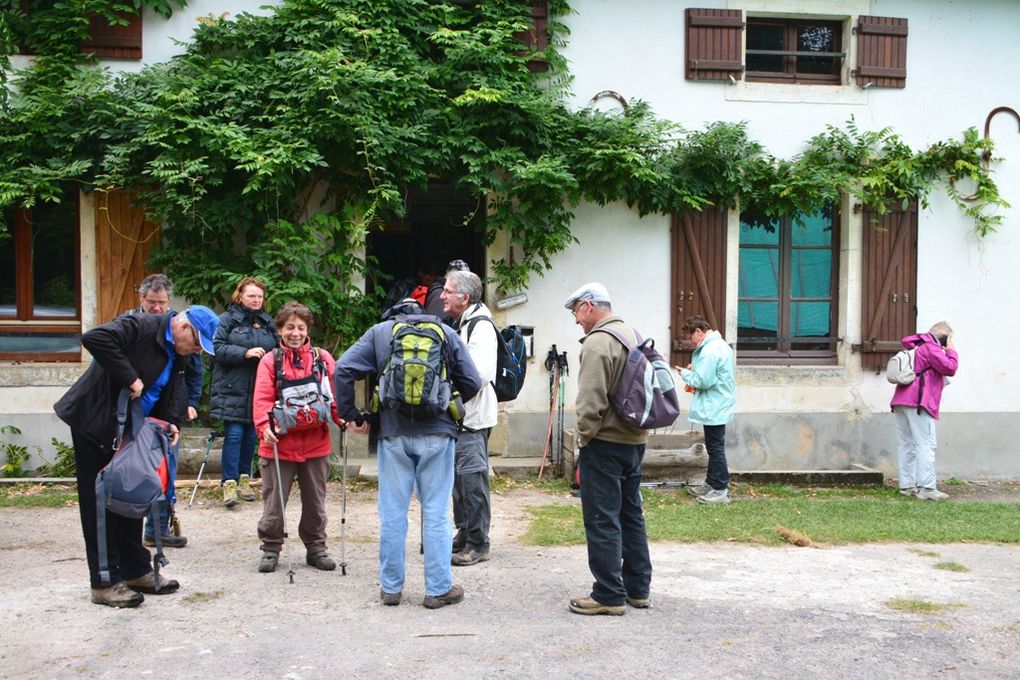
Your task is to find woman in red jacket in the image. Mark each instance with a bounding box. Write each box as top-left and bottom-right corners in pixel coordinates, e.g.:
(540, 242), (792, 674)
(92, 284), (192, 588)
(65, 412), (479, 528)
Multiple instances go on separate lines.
(252, 301), (343, 573)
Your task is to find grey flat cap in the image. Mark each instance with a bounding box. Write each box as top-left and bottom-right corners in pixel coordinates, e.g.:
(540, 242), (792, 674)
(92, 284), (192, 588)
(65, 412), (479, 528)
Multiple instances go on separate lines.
(563, 282), (611, 309)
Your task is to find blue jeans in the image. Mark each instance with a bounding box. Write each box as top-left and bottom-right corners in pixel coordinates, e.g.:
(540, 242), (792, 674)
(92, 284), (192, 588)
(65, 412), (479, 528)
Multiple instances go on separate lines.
(578, 438), (652, 606)
(144, 442), (178, 539)
(703, 424), (730, 490)
(377, 434), (456, 597)
(220, 420), (257, 483)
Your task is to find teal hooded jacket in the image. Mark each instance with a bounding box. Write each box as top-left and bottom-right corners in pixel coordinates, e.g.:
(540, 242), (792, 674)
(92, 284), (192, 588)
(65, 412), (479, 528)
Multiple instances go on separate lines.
(679, 331), (735, 426)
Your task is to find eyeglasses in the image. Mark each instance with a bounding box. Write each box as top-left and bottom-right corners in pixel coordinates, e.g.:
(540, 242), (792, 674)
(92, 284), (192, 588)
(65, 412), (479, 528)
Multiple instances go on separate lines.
(188, 323), (201, 353)
(441, 287), (465, 297)
(571, 300), (590, 317)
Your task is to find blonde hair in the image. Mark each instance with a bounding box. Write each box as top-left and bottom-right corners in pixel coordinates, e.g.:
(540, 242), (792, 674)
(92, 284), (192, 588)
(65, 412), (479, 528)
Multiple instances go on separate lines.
(231, 277), (269, 305)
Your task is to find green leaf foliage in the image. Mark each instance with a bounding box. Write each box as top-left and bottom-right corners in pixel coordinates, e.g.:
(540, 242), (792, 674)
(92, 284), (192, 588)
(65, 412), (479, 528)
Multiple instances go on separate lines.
(0, 0), (1009, 344)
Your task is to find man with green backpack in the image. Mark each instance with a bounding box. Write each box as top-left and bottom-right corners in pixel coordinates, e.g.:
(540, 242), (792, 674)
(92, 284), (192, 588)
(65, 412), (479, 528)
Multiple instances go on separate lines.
(335, 298), (482, 609)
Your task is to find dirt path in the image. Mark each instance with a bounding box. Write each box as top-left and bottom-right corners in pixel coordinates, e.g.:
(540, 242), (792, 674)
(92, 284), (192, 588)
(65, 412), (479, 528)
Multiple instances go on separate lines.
(1, 487), (1018, 679)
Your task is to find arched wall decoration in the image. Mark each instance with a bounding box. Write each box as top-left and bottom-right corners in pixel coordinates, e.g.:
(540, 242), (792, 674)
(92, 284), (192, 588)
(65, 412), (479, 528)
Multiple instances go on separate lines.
(586, 90), (629, 112)
(959, 106), (1019, 202)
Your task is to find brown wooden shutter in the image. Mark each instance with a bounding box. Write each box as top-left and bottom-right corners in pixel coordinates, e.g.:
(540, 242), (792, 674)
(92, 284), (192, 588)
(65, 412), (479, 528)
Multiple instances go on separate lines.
(855, 16), (907, 88)
(95, 190), (159, 323)
(514, 2), (549, 72)
(671, 208), (728, 366)
(685, 8), (743, 81)
(859, 200), (918, 370)
(81, 11), (142, 59)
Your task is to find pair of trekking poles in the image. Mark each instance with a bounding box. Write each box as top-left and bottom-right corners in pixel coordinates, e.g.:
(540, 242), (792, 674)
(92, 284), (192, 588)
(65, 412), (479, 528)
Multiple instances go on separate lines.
(186, 416), (352, 584)
(539, 346), (568, 480)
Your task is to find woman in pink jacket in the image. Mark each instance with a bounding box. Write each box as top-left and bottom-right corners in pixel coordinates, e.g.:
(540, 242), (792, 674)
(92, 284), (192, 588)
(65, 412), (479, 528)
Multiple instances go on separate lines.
(890, 321), (959, 501)
(252, 301), (343, 573)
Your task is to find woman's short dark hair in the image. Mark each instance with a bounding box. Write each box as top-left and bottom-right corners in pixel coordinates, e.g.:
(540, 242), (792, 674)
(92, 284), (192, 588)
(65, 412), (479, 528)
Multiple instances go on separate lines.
(231, 277), (269, 305)
(274, 301), (314, 329)
(680, 315), (712, 335)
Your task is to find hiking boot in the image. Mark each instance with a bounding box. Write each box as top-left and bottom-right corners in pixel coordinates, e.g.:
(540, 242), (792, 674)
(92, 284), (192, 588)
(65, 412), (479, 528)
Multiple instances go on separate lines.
(452, 547), (490, 567)
(259, 550), (279, 573)
(696, 488), (731, 505)
(626, 595), (651, 609)
(898, 487), (918, 498)
(237, 474), (257, 502)
(380, 590), (402, 606)
(452, 531), (466, 554)
(223, 480), (239, 508)
(125, 571), (180, 595)
(306, 551), (336, 571)
(686, 483), (711, 497)
(423, 585), (465, 609)
(917, 488), (949, 501)
(568, 597), (625, 616)
(144, 533), (188, 549)
(91, 582), (144, 608)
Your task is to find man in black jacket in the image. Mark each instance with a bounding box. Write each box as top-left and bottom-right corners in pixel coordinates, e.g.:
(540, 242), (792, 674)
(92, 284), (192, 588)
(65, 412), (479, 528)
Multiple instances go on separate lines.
(55, 306), (219, 608)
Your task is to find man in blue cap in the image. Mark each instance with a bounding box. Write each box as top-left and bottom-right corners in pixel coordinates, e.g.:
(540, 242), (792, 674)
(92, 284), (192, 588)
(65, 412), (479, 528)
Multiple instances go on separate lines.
(55, 305), (220, 608)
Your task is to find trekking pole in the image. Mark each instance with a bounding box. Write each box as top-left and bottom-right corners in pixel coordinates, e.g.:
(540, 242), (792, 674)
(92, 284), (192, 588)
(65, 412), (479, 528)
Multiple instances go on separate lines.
(538, 351), (560, 481)
(268, 411), (295, 584)
(339, 425), (349, 576)
(187, 430), (218, 508)
(555, 351), (568, 476)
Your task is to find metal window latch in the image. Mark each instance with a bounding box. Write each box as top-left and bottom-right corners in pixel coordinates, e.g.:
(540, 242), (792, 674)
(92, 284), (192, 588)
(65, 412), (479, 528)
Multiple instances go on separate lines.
(891, 293), (897, 303)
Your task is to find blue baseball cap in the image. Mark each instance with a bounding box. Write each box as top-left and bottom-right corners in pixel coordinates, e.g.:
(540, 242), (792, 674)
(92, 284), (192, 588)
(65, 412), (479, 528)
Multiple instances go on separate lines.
(184, 305), (220, 355)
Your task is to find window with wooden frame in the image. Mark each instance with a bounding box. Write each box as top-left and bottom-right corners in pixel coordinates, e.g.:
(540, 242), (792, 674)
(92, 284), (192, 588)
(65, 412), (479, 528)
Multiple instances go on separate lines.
(745, 18), (843, 85)
(685, 9), (908, 88)
(0, 188), (82, 361)
(737, 209), (839, 364)
(13, 3), (142, 60)
(513, 1), (550, 72)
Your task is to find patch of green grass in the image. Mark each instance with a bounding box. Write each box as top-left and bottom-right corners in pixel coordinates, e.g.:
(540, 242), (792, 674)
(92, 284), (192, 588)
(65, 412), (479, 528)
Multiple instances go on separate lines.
(0, 484), (77, 507)
(182, 589), (224, 604)
(522, 486), (1020, 545)
(933, 561), (970, 572)
(884, 598), (965, 615)
(945, 477), (965, 486)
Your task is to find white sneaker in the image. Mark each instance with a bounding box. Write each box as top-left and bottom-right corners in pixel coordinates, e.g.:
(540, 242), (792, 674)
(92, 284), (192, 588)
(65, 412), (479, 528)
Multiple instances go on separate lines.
(696, 488), (731, 505)
(898, 487), (918, 497)
(916, 488), (949, 501)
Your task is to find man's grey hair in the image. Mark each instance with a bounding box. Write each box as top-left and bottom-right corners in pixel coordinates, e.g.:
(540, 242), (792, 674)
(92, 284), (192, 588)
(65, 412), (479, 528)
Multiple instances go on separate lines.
(447, 270), (483, 304)
(139, 273), (173, 297)
(592, 301), (612, 311)
(928, 321), (953, 339)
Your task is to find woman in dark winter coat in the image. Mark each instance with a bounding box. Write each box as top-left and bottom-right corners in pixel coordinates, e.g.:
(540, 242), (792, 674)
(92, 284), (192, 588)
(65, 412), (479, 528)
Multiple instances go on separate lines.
(210, 278), (279, 507)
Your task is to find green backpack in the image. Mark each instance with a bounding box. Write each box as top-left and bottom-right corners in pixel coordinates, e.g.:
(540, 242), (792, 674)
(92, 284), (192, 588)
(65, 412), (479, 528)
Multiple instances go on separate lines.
(377, 319), (455, 420)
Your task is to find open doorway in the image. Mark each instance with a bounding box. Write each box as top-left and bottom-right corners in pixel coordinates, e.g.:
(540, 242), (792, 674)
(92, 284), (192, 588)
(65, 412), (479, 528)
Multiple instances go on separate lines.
(368, 182), (486, 312)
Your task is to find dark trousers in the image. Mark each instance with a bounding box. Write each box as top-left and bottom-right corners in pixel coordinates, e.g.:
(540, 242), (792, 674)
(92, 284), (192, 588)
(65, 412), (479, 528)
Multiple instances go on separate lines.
(703, 424), (730, 490)
(73, 432), (151, 588)
(453, 469), (491, 552)
(578, 438), (652, 606)
(452, 428), (491, 553)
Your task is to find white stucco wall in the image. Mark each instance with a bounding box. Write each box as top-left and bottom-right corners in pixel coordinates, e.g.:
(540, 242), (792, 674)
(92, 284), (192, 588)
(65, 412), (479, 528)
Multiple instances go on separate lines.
(545, 0), (1020, 423)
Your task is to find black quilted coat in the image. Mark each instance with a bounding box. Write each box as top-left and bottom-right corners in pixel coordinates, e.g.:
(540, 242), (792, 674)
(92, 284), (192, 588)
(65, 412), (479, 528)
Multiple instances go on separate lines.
(209, 304), (278, 422)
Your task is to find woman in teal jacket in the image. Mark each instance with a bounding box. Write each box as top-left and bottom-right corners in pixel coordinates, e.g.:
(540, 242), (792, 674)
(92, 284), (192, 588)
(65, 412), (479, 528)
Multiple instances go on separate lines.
(677, 316), (736, 505)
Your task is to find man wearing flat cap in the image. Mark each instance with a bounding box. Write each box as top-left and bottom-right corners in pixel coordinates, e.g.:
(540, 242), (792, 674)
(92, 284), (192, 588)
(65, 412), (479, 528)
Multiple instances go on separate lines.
(55, 305), (220, 608)
(563, 282), (652, 616)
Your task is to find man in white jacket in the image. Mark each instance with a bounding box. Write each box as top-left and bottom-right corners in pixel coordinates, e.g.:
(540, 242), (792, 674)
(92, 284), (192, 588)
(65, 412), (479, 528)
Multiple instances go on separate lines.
(442, 270), (499, 566)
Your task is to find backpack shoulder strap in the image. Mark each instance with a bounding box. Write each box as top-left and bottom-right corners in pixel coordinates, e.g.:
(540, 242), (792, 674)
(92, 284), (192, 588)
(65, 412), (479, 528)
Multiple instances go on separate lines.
(465, 313), (495, 343)
(590, 325), (641, 350)
(273, 348), (284, 397)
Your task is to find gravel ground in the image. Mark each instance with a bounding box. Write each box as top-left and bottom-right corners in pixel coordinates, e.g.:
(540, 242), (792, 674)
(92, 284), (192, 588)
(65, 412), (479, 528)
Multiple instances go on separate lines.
(1, 485), (1018, 680)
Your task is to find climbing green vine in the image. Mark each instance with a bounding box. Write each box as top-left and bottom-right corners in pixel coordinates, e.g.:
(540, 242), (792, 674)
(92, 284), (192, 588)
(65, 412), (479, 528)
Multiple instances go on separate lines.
(0, 0), (1008, 347)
